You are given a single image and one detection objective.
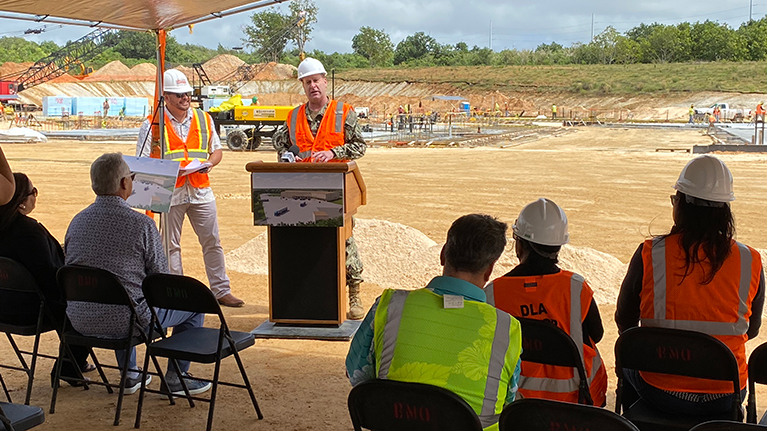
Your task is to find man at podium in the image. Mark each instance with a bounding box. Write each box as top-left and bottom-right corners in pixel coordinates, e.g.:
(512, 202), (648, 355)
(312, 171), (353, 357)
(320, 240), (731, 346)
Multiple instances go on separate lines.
(272, 57), (367, 320)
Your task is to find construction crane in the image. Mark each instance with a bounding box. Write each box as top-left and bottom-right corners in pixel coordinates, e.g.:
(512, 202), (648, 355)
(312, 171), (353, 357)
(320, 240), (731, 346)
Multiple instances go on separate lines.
(0, 27), (118, 108)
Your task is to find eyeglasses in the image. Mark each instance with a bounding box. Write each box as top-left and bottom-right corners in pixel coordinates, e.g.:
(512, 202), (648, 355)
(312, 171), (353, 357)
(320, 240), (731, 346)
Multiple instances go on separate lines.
(125, 172), (136, 181)
(25, 187), (37, 198)
(670, 194), (679, 206)
(169, 92), (191, 99)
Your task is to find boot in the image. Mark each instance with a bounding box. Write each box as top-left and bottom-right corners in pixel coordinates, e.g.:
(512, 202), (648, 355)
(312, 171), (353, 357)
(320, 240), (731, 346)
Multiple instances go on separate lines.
(347, 284), (364, 320)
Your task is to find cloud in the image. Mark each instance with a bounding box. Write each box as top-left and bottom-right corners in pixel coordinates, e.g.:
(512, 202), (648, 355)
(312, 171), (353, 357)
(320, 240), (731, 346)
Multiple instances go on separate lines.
(0, 0), (762, 55)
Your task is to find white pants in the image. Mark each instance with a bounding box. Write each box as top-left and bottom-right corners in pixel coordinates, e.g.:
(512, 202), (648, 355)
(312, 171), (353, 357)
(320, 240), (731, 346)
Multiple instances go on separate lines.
(167, 200), (231, 298)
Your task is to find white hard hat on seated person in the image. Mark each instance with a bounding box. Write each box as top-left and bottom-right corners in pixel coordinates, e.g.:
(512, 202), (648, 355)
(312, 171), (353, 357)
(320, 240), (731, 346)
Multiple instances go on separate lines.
(513, 198), (569, 246)
(297, 57), (327, 81)
(674, 155), (735, 203)
(163, 69), (193, 93)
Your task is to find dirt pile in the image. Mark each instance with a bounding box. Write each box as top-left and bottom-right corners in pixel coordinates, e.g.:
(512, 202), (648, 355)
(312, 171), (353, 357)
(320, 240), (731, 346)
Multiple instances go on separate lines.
(0, 61), (33, 78)
(203, 54), (246, 82)
(226, 218), (628, 303)
(83, 60), (154, 82)
(131, 63), (157, 78)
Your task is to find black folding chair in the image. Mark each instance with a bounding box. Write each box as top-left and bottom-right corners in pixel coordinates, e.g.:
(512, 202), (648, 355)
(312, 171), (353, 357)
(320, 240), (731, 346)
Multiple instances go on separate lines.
(0, 258), (63, 405)
(499, 398), (639, 431)
(0, 401), (45, 431)
(51, 265), (170, 426)
(690, 421), (766, 431)
(136, 273), (263, 431)
(747, 342), (767, 424)
(517, 317), (593, 405)
(615, 327), (742, 431)
(347, 379), (483, 431)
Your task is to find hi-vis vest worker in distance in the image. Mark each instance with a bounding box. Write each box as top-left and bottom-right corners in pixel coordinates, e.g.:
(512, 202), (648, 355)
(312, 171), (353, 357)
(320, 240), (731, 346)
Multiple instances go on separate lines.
(486, 198), (607, 406)
(345, 214), (523, 431)
(616, 155), (765, 416)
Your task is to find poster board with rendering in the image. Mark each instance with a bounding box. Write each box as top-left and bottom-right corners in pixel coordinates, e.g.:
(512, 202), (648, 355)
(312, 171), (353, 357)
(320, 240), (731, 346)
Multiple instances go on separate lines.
(123, 156), (180, 213)
(251, 172), (345, 227)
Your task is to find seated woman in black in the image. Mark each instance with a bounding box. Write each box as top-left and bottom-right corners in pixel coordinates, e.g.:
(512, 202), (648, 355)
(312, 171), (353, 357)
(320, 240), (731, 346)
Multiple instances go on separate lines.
(0, 173), (93, 386)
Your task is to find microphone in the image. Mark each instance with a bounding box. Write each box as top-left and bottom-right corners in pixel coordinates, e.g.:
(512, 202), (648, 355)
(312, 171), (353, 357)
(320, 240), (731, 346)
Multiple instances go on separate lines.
(280, 144), (300, 163)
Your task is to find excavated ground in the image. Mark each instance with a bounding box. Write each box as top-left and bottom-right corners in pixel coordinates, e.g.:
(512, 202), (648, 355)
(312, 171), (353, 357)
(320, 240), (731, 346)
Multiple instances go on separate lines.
(2, 126), (767, 429)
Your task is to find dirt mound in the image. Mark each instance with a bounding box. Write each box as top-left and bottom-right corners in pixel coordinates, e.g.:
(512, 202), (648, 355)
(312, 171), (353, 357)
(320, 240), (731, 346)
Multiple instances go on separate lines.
(91, 60), (132, 77)
(226, 218), (627, 303)
(252, 62), (296, 80)
(0, 62), (33, 78)
(49, 74), (79, 83)
(174, 65), (194, 82)
(131, 63), (157, 78)
(203, 54), (246, 82)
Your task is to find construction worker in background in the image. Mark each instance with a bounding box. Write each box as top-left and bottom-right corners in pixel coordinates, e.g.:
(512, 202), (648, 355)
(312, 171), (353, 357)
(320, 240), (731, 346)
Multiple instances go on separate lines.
(271, 57), (367, 319)
(615, 155), (764, 416)
(707, 112), (717, 134)
(713, 104), (721, 122)
(485, 198), (607, 407)
(688, 104), (695, 124)
(756, 101), (765, 122)
(552, 104), (557, 119)
(102, 98), (109, 118)
(136, 69), (245, 308)
(346, 214), (523, 431)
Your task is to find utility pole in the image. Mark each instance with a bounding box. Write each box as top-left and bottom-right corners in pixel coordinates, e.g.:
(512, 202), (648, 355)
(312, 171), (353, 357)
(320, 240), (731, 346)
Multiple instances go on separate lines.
(489, 20), (492, 49)
(750, 0), (753, 22)
(591, 13), (594, 42)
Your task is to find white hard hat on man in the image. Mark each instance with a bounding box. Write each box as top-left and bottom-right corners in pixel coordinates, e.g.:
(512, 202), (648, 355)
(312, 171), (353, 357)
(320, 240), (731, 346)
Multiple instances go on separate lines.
(674, 155), (735, 203)
(163, 69), (193, 93)
(513, 198), (569, 247)
(297, 57), (327, 81)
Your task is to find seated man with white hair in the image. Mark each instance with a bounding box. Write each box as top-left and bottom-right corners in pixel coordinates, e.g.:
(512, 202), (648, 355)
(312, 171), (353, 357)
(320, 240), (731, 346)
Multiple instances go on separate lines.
(65, 152), (211, 396)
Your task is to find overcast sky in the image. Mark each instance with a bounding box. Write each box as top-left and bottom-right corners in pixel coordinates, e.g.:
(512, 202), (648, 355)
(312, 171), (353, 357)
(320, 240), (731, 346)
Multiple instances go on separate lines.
(0, 1), (764, 56)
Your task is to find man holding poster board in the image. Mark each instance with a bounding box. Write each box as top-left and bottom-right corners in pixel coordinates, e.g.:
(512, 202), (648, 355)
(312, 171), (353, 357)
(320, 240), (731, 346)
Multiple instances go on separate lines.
(136, 69), (244, 308)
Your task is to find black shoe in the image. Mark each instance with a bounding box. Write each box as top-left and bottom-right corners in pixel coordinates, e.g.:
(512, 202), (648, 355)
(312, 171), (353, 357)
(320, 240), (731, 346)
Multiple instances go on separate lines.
(50, 372), (90, 389)
(122, 369), (152, 395)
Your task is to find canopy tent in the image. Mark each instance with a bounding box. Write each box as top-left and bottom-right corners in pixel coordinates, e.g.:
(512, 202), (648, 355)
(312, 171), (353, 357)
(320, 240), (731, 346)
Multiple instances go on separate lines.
(0, 0), (287, 31)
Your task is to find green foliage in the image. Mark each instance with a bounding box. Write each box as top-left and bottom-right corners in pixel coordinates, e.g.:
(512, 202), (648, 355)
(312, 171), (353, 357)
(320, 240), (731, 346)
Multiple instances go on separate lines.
(394, 32), (439, 64)
(0, 37), (58, 64)
(352, 26), (394, 67)
(243, 0), (316, 63)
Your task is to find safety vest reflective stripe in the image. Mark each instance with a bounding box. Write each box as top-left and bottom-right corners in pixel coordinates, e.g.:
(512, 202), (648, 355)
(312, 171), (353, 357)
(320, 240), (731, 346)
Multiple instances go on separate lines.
(196, 109), (209, 153)
(166, 150), (208, 160)
(479, 309), (510, 429)
(334, 101), (344, 133)
(288, 107), (299, 146)
(519, 349), (603, 393)
(377, 290), (408, 379)
(378, 290), (510, 429)
(641, 238), (751, 336)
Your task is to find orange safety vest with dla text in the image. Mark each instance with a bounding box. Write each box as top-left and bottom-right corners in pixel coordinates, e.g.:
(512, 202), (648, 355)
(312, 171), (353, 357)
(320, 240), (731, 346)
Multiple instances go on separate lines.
(287, 100), (351, 161)
(640, 235), (762, 393)
(159, 108), (212, 188)
(486, 270), (607, 406)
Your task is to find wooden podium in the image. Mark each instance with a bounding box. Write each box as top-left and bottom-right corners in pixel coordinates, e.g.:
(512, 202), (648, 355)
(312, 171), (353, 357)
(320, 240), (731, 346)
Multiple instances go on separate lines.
(245, 161), (366, 338)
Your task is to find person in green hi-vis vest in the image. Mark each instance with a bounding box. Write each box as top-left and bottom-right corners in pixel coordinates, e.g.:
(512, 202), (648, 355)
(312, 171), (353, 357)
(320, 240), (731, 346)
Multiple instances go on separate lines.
(346, 214), (523, 430)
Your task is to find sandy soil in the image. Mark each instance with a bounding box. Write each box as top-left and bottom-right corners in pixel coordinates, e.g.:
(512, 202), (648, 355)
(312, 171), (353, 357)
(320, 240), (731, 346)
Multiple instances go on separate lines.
(3, 126), (767, 429)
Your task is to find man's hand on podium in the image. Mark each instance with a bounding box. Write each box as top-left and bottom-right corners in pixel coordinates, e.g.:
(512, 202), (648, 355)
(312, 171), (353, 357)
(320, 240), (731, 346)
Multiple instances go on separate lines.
(312, 150), (334, 163)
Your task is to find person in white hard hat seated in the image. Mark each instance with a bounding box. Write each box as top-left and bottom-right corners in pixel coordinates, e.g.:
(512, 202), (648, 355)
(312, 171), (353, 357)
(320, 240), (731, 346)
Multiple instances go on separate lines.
(272, 57), (367, 320)
(136, 69), (245, 308)
(615, 154), (765, 416)
(484, 198), (607, 407)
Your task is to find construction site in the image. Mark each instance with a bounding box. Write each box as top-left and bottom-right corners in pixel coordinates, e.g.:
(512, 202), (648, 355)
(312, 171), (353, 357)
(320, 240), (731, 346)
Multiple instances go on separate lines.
(4, 5), (767, 431)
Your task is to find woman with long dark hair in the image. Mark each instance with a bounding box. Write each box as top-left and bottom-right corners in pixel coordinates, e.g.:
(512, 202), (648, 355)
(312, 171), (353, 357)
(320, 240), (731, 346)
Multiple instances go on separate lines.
(0, 173), (93, 386)
(616, 155), (765, 415)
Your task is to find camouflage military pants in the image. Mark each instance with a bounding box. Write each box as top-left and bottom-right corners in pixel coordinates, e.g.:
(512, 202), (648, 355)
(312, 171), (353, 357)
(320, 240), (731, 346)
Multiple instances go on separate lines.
(346, 235), (364, 287)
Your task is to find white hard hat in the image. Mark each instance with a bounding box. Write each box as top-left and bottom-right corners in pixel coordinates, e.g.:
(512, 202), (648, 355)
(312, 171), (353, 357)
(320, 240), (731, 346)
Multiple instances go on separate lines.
(297, 57), (327, 80)
(513, 198), (569, 246)
(674, 155), (735, 203)
(163, 69), (193, 93)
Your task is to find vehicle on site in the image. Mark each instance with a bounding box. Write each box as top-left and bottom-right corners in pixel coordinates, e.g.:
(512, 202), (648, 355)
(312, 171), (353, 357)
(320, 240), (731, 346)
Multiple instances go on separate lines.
(695, 103), (752, 122)
(211, 104), (293, 151)
(274, 207), (289, 216)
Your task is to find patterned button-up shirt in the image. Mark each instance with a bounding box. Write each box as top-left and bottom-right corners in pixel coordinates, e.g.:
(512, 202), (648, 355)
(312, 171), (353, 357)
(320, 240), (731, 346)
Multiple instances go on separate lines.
(136, 106), (222, 206)
(272, 99), (367, 161)
(64, 195), (168, 338)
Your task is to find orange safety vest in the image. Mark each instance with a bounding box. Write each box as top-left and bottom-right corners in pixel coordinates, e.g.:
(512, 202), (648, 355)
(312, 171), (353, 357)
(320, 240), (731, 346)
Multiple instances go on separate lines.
(287, 100), (351, 161)
(486, 271), (607, 406)
(640, 235), (762, 393)
(757, 105), (765, 115)
(157, 109), (212, 188)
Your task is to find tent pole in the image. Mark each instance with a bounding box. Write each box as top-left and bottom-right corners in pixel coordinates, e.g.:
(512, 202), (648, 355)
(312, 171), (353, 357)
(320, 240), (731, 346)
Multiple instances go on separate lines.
(153, 29), (171, 259)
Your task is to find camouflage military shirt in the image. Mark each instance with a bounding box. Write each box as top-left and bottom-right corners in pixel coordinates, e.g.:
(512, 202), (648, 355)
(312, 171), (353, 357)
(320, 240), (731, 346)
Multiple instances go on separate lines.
(272, 99), (367, 161)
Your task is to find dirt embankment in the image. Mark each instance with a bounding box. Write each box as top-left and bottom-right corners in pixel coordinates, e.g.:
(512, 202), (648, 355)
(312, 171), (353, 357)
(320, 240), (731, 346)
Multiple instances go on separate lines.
(9, 54), (767, 120)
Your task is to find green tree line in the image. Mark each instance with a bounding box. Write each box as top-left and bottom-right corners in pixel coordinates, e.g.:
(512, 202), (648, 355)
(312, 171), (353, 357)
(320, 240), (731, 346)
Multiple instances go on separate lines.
(4, 13), (767, 74)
